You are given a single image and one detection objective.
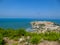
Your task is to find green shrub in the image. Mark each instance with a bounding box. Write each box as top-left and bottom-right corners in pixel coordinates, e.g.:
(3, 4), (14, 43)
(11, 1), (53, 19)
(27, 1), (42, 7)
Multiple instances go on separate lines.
(16, 28), (27, 36)
(30, 35), (41, 45)
(0, 34), (5, 45)
(44, 32), (60, 41)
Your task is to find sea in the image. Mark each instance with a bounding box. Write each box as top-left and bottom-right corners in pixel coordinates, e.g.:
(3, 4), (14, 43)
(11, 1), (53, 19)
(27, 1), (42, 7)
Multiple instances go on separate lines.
(0, 18), (60, 30)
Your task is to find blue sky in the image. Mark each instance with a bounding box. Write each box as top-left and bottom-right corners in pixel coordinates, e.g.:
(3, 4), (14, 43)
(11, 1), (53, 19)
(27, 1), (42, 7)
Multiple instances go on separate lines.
(0, 0), (60, 19)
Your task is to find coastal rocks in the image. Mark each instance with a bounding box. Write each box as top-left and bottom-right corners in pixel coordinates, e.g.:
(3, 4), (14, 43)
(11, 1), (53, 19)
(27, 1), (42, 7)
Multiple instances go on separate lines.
(31, 21), (60, 33)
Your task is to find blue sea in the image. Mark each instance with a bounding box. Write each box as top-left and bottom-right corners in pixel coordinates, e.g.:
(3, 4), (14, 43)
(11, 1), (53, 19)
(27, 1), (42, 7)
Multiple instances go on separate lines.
(0, 18), (60, 29)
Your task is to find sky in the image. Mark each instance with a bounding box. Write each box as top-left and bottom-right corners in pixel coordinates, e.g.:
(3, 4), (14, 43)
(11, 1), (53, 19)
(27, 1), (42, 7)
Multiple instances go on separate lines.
(0, 0), (60, 19)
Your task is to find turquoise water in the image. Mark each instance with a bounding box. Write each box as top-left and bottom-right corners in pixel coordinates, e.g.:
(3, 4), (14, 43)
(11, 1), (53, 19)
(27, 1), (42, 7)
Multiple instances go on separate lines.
(0, 18), (60, 29)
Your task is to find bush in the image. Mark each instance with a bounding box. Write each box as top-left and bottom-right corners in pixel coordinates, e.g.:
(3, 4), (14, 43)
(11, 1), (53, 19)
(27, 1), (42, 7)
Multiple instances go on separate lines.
(30, 35), (41, 45)
(0, 34), (5, 45)
(16, 28), (27, 36)
(44, 32), (60, 41)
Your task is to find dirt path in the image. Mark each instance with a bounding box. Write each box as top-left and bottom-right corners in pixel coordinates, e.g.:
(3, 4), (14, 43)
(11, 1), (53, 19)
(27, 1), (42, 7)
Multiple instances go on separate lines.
(3, 37), (60, 45)
(39, 41), (60, 45)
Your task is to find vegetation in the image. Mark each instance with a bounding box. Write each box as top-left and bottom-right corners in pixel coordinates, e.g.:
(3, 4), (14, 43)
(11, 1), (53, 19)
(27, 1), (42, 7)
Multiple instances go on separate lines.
(0, 28), (60, 45)
(0, 34), (5, 45)
(44, 32), (60, 41)
(30, 35), (41, 45)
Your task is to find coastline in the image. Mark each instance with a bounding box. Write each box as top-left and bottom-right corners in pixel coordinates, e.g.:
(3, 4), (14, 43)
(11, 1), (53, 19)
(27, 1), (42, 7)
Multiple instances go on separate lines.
(0, 18), (60, 29)
(0, 19), (60, 45)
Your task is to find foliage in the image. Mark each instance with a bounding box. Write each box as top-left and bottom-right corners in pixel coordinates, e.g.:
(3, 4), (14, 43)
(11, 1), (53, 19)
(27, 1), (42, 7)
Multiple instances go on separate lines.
(0, 34), (5, 45)
(16, 28), (27, 36)
(30, 35), (41, 44)
(0, 28), (60, 45)
(44, 32), (60, 41)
